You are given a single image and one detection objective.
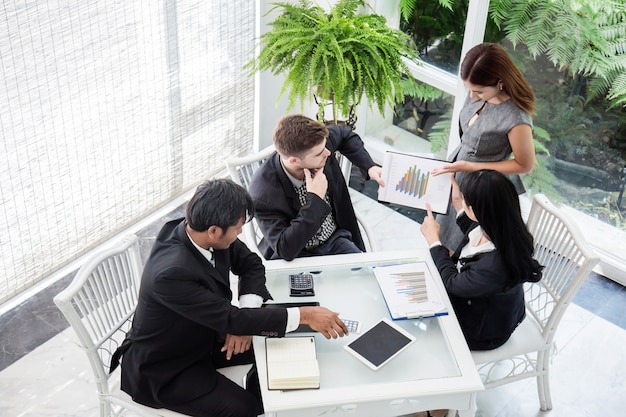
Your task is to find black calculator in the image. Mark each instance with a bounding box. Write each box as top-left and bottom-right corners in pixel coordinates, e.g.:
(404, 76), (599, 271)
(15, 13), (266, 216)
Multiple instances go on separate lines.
(289, 273), (315, 297)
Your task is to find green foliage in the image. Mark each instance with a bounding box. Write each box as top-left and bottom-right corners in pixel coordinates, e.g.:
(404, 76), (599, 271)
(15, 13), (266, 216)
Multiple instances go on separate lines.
(398, 0), (626, 227)
(399, 0), (467, 55)
(247, 0), (421, 123)
(398, 0), (626, 107)
(427, 110), (451, 153)
(400, 79), (445, 101)
(400, 0), (454, 24)
(523, 155), (562, 203)
(490, 0), (626, 107)
(532, 125), (551, 156)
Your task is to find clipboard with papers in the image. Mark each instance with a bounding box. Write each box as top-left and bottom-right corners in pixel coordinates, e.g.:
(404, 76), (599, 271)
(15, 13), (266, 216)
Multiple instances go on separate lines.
(373, 262), (448, 320)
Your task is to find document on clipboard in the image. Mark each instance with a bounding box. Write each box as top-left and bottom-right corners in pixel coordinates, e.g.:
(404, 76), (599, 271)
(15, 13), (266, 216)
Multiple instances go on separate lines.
(373, 262), (448, 320)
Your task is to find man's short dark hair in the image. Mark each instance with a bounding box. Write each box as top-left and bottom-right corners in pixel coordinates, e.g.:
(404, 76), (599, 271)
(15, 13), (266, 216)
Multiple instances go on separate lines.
(273, 114), (329, 158)
(185, 178), (254, 232)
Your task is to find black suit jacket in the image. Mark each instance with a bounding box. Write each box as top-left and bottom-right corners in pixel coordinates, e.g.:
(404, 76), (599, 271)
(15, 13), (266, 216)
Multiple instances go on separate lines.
(120, 219), (287, 408)
(429, 214), (527, 350)
(249, 125), (376, 260)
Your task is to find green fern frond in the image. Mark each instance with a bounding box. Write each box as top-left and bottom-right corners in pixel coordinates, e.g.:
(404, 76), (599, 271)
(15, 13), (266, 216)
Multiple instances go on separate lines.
(523, 156), (561, 201)
(532, 125), (551, 156)
(248, 0), (421, 119)
(332, 0), (365, 18)
(402, 81), (446, 101)
(606, 72), (626, 107)
(587, 73), (612, 101)
(438, 0), (453, 10)
(399, 0), (417, 22)
(533, 125), (551, 143)
(492, 0), (542, 48)
(488, 0), (626, 107)
(427, 111), (452, 153)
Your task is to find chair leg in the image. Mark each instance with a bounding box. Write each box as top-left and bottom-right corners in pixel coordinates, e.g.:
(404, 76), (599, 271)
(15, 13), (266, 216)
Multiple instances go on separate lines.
(99, 398), (108, 417)
(536, 350), (553, 410)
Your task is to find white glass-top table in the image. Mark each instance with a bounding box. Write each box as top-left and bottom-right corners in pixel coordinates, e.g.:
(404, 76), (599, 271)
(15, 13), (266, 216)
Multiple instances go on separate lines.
(253, 250), (483, 417)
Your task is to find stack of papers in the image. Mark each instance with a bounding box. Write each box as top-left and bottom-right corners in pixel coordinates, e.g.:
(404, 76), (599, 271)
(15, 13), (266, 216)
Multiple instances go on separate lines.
(373, 262), (448, 319)
(265, 336), (320, 390)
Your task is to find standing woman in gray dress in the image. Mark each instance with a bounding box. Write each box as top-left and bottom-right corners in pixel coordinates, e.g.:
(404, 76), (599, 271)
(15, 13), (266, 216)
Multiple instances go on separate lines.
(434, 42), (537, 251)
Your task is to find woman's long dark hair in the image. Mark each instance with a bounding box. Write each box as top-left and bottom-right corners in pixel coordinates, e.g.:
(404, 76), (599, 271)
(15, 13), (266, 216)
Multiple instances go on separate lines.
(460, 170), (540, 286)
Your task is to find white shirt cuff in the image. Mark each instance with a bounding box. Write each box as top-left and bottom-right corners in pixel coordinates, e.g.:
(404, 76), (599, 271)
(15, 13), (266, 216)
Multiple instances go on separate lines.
(238, 294), (263, 308)
(285, 307), (301, 333)
(455, 208), (465, 219)
(429, 240), (442, 249)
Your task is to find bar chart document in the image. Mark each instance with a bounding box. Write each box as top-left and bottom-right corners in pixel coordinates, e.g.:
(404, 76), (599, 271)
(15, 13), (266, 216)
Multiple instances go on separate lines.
(378, 151), (452, 214)
(373, 262), (448, 319)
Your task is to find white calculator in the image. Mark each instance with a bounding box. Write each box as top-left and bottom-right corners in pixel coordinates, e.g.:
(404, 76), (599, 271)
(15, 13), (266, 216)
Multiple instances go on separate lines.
(342, 319), (362, 334)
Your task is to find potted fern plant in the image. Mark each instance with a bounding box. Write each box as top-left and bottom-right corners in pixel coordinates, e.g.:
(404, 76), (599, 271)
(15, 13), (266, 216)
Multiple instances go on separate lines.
(247, 0), (421, 128)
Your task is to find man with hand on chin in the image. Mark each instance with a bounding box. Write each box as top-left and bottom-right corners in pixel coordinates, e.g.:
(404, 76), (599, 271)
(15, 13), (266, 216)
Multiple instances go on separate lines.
(249, 114), (384, 261)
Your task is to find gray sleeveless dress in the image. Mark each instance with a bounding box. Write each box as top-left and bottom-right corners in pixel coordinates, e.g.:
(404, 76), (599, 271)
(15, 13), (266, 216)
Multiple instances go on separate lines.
(436, 96), (533, 251)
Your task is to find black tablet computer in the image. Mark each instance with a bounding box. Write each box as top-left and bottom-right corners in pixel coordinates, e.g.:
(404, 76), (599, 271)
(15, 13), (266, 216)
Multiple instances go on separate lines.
(343, 318), (415, 370)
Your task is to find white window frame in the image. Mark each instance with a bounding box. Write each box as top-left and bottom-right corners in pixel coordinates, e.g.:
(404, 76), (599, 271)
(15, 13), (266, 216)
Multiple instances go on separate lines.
(360, 0), (489, 164)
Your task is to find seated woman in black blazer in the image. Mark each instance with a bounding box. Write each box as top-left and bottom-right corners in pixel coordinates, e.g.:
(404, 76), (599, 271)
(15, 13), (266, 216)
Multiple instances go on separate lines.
(420, 169), (543, 351)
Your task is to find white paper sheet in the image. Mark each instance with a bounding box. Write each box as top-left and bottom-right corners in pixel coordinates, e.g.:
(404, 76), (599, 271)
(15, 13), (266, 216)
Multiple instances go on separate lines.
(373, 262), (448, 319)
(378, 151), (453, 214)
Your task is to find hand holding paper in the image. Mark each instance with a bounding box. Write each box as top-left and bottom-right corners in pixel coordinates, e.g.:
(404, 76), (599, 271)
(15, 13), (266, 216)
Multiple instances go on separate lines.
(368, 165), (385, 186)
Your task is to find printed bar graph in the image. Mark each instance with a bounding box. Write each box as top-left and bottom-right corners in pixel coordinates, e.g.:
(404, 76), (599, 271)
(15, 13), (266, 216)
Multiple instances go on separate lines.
(390, 271), (428, 304)
(395, 166), (430, 198)
(378, 151), (453, 214)
(374, 262), (449, 319)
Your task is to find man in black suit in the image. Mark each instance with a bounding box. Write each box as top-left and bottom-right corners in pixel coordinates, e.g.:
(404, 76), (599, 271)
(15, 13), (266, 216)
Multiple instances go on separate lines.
(249, 114), (385, 261)
(116, 178), (348, 417)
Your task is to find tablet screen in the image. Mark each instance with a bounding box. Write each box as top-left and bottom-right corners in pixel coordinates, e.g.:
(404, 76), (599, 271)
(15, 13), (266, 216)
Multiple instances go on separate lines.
(344, 318), (415, 370)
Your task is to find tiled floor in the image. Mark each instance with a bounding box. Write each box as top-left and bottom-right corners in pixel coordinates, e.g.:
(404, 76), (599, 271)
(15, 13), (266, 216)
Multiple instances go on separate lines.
(1, 187), (625, 417)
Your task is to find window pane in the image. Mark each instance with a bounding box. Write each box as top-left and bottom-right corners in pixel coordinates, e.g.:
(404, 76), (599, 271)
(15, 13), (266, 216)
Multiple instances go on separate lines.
(505, 43), (626, 231)
(399, 0), (469, 75)
(391, 81), (454, 157)
(0, 0), (255, 303)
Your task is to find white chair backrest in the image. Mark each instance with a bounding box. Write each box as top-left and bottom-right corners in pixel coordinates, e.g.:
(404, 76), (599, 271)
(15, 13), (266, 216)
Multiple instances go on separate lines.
(525, 194), (600, 342)
(55, 235), (251, 417)
(227, 145), (277, 189)
(53, 234), (142, 416)
(470, 194), (600, 413)
(225, 145), (276, 256)
(335, 151), (353, 183)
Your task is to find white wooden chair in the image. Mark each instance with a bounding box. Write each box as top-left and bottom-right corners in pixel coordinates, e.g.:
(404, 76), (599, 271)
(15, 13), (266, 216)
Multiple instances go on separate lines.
(225, 145), (378, 257)
(471, 193), (600, 411)
(53, 234), (250, 417)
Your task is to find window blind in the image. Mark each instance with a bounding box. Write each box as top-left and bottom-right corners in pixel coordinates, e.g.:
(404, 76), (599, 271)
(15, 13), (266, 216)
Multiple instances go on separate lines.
(0, 0), (255, 303)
